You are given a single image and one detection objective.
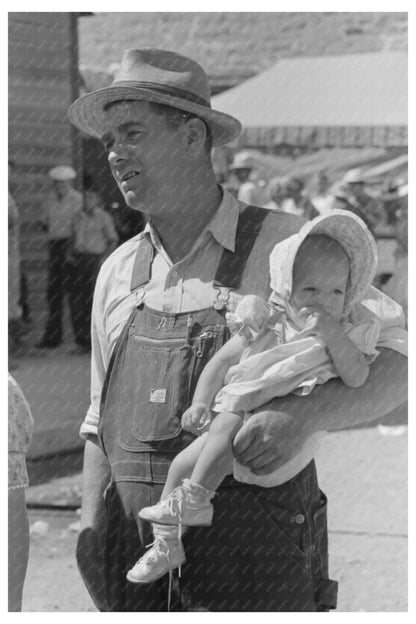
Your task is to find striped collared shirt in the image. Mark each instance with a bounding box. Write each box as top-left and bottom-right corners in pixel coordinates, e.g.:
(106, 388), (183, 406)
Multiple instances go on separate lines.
(81, 189), (407, 438)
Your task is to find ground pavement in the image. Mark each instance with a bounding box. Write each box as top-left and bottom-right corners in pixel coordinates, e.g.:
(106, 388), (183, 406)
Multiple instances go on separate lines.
(11, 345), (407, 612)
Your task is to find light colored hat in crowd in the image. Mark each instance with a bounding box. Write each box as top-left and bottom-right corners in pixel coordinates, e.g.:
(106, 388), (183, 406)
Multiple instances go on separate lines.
(49, 165), (77, 181)
(398, 183), (408, 197)
(229, 151), (253, 171)
(330, 180), (350, 200)
(342, 168), (365, 184)
(68, 48), (242, 147)
(269, 209), (378, 313)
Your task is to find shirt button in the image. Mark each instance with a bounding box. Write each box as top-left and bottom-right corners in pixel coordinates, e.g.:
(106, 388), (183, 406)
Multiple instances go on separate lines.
(293, 513), (305, 525)
(172, 270), (178, 278)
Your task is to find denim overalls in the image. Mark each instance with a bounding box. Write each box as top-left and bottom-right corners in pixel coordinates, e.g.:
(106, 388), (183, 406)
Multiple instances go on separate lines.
(97, 206), (338, 611)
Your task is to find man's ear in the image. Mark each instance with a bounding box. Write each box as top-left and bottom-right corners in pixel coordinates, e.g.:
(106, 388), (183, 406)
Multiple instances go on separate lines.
(184, 117), (207, 152)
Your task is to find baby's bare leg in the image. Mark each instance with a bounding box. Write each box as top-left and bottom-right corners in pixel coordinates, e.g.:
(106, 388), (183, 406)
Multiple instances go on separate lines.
(161, 433), (208, 499)
(190, 412), (243, 491)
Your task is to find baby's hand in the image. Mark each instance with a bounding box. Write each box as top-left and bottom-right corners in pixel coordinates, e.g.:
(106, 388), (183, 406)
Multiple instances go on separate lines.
(182, 402), (211, 435)
(297, 305), (340, 340)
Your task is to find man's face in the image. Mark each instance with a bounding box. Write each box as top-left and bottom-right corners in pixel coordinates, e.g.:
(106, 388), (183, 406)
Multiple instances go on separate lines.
(54, 180), (72, 198)
(101, 100), (188, 215)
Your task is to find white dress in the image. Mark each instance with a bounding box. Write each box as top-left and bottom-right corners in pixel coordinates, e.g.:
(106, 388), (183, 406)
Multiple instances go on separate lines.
(213, 294), (381, 487)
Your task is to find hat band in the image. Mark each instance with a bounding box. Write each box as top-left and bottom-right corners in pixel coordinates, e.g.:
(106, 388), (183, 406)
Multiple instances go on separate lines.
(112, 80), (211, 108)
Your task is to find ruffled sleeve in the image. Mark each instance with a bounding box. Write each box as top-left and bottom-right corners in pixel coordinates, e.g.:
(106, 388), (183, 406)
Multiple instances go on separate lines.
(8, 375), (34, 489)
(226, 294), (273, 342)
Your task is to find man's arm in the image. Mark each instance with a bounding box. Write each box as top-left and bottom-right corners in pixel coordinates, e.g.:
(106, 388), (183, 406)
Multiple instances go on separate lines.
(233, 348), (407, 475)
(76, 439), (111, 612)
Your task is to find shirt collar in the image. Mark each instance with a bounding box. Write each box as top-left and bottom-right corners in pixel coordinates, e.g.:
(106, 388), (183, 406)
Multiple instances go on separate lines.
(205, 188), (239, 252)
(142, 187), (240, 254)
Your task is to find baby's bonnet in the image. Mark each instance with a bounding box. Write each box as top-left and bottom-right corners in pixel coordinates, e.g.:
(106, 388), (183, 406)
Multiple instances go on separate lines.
(269, 209), (378, 316)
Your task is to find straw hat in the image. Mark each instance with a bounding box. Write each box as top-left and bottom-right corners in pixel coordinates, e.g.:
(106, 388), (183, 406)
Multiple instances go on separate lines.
(68, 48), (241, 147)
(49, 165), (76, 181)
(229, 152), (253, 171)
(269, 209), (378, 313)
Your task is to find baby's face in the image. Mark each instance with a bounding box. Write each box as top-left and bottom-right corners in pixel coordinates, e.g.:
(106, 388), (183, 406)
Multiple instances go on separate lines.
(290, 237), (350, 321)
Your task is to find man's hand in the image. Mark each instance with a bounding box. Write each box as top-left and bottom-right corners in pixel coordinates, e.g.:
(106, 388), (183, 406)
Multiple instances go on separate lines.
(182, 402), (211, 435)
(76, 440), (110, 612)
(232, 410), (311, 475)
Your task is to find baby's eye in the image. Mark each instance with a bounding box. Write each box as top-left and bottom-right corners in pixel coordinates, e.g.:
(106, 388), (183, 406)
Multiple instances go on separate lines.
(334, 289), (344, 295)
(303, 287), (316, 292)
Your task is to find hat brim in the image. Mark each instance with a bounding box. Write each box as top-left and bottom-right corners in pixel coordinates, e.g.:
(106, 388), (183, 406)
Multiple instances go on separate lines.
(68, 85), (242, 147)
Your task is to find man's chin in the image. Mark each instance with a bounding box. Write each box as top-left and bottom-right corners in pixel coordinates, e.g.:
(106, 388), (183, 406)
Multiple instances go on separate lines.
(124, 190), (143, 212)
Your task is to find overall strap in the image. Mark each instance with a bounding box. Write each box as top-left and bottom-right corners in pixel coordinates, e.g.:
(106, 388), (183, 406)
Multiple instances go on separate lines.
(214, 205), (269, 289)
(130, 205), (269, 294)
(130, 234), (154, 292)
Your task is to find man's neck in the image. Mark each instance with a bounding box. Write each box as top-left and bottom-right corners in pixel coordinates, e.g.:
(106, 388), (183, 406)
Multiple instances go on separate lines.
(149, 181), (222, 264)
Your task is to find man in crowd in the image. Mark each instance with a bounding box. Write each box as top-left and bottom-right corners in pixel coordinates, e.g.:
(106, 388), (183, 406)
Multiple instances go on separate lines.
(227, 151), (269, 206)
(36, 165), (83, 349)
(69, 48), (407, 612)
(340, 169), (385, 235)
(309, 171), (336, 216)
(284, 176), (319, 220)
(68, 190), (118, 353)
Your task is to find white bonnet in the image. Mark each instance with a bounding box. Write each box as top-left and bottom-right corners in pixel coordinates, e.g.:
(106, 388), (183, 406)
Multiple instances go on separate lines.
(269, 209), (378, 313)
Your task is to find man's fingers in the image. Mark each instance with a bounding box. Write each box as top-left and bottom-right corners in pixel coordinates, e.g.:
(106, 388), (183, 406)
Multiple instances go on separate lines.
(250, 454), (287, 475)
(232, 425), (257, 458)
(244, 449), (278, 471)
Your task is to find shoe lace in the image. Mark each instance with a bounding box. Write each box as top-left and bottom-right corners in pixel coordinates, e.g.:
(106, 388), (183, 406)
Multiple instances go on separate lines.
(143, 535), (181, 613)
(141, 538), (169, 567)
(159, 488), (185, 552)
(140, 537), (174, 612)
(161, 487), (185, 521)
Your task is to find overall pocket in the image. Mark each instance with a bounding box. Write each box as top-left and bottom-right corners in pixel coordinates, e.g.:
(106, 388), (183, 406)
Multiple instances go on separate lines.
(116, 317), (229, 452)
(119, 334), (193, 445)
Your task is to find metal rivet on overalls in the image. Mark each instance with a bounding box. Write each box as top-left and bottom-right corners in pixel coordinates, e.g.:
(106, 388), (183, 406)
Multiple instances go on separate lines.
(293, 513), (305, 525)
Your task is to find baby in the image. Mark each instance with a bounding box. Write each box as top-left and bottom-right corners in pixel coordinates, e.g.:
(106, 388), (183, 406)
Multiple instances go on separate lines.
(127, 209), (380, 584)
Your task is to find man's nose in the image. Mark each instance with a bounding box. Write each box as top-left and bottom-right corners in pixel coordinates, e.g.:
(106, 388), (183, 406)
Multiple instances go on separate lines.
(107, 139), (130, 165)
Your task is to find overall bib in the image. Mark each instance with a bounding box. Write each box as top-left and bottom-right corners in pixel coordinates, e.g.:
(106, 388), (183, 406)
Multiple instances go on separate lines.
(97, 206), (338, 612)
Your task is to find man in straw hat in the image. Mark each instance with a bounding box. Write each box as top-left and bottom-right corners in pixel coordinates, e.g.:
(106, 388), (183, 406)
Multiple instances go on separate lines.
(36, 165), (83, 349)
(69, 48), (407, 612)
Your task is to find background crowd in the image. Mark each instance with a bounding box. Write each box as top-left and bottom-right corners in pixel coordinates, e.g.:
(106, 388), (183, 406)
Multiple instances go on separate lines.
(8, 150), (408, 371)
(224, 152), (408, 307)
(8, 163), (144, 369)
